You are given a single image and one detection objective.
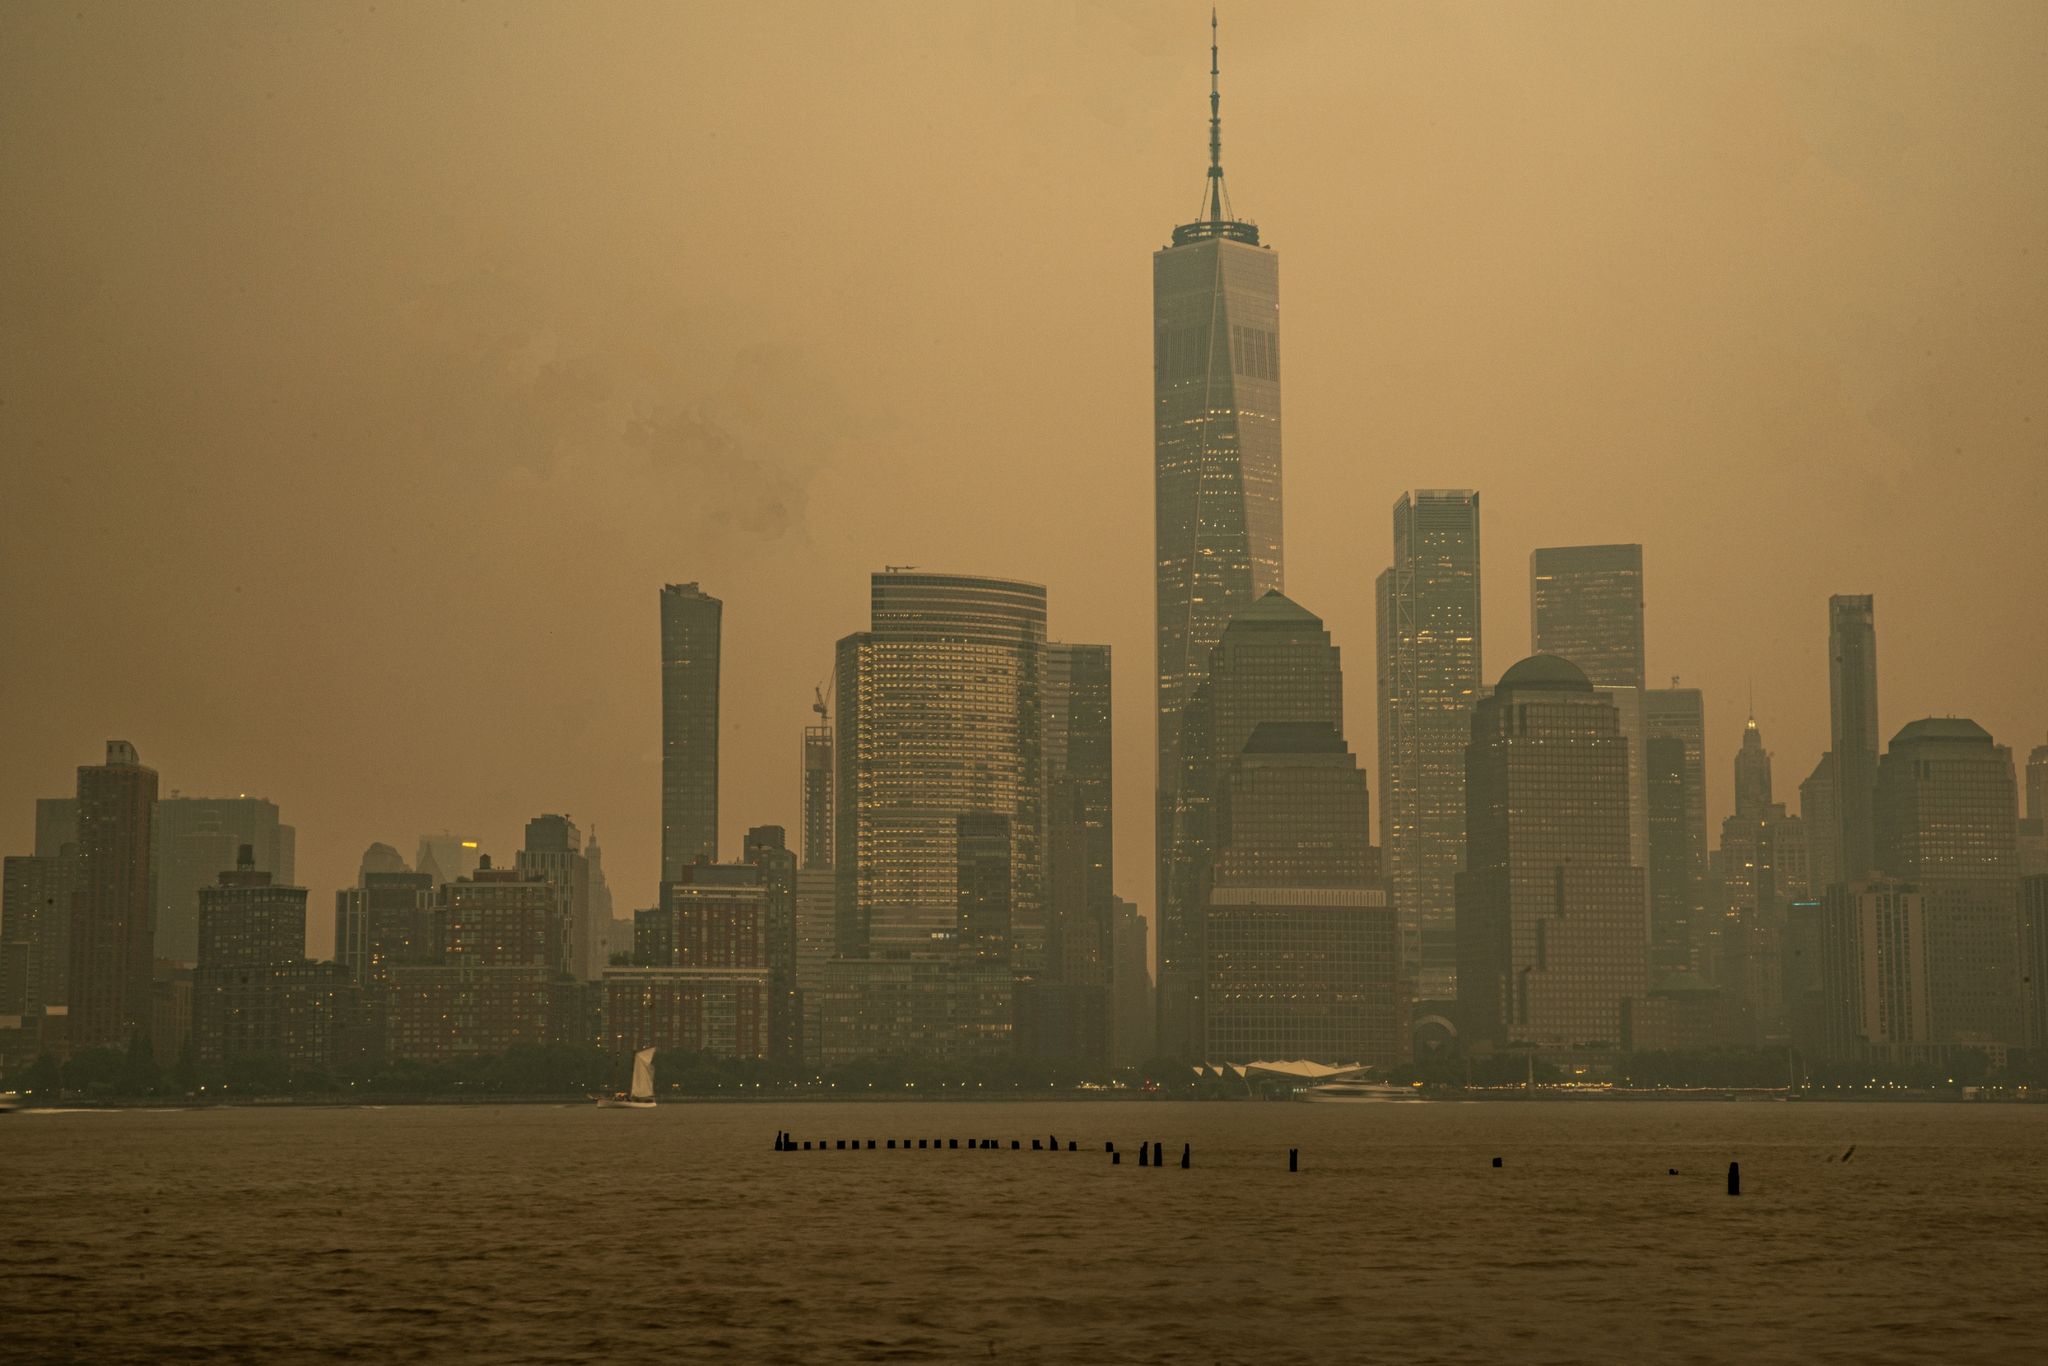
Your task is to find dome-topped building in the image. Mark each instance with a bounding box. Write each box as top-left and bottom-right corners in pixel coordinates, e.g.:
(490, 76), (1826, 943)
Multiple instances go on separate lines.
(1495, 653), (1594, 692)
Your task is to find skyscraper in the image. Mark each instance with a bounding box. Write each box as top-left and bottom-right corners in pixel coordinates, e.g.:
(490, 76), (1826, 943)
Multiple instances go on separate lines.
(1457, 658), (1646, 1051)
(1, 849), (76, 1016)
(1159, 591), (1342, 1056)
(1800, 753), (1841, 892)
(1644, 686), (1706, 974)
(1203, 721), (1399, 1065)
(518, 814), (592, 979)
(1874, 718), (2020, 1044)
(1816, 877), (1932, 1063)
(1717, 715), (1806, 1038)
(834, 571), (1046, 967)
(66, 741), (159, 1051)
(152, 796), (295, 964)
(1045, 642), (1114, 987)
(1155, 15), (1282, 1051)
(660, 581), (722, 878)
(1829, 594), (1880, 879)
(801, 711), (833, 872)
(1376, 489), (1482, 1006)
(1529, 544), (1647, 693)
(1530, 545), (1649, 919)
(743, 825), (799, 1061)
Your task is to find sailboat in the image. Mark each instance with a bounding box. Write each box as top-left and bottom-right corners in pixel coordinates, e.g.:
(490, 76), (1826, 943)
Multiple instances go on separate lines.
(595, 1047), (657, 1109)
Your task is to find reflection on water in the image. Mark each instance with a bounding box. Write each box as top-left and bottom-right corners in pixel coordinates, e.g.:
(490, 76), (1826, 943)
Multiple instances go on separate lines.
(4, 1101), (2045, 1364)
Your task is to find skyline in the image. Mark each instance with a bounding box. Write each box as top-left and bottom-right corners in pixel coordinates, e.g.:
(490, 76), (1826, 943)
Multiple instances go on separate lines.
(5, 4), (2047, 950)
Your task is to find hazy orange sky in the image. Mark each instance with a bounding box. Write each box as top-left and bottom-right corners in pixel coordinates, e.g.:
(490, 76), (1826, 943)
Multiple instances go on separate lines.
(4, 2), (2044, 957)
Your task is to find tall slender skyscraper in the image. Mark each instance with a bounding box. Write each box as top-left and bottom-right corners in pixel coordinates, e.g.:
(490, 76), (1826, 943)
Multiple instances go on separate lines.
(1644, 685), (1706, 974)
(1376, 489), (1482, 1005)
(801, 711), (833, 872)
(1045, 643), (1114, 986)
(1829, 594), (1879, 879)
(1155, 15), (1282, 1043)
(66, 741), (159, 1051)
(660, 582), (722, 878)
(1529, 545), (1647, 692)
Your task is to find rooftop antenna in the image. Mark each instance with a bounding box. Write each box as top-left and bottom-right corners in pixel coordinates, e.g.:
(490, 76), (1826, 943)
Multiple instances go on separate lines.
(1205, 9), (1233, 224)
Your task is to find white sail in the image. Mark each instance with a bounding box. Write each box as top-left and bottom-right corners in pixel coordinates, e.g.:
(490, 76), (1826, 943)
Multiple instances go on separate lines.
(629, 1047), (657, 1102)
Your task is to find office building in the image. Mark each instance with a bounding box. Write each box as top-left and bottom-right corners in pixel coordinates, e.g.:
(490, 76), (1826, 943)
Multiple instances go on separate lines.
(192, 846), (363, 1074)
(1529, 544), (1646, 692)
(660, 582), (722, 876)
(2021, 874), (2048, 1051)
(834, 571), (1046, 966)
(66, 741), (159, 1052)
(1160, 591), (1343, 1057)
(1800, 754), (1841, 893)
(1816, 877), (1932, 1063)
(1644, 686), (1706, 974)
(333, 868), (436, 986)
(1874, 718), (2020, 1045)
(1716, 716), (1808, 1039)
(518, 814), (594, 979)
(34, 798), (79, 859)
(802, 717), (833, 871)
(585, 825), (616, 970)
(604, 861), (772, 1061)
(1203, 722), (1400, 1065)
(1, 850), (76, 1015)
(152, 796), (294, 964)
(384, 859), (572, 1062)
(1155, 15), (1284, 1066)
(1457, 657), (1647, 1051)
(1375, 489), (1482, 1006)
(743, 826), (799, 1060)
(1110, 899), (1155, 1066)
(1829, 595), (1880, 879)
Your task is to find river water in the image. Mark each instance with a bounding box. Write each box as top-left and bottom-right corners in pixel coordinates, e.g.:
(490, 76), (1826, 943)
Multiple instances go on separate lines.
(4, 1100), (2044, 1363)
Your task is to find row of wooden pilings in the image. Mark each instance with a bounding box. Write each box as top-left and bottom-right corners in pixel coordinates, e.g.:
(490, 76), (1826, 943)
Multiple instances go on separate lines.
(772, 1131), (1746, 1190)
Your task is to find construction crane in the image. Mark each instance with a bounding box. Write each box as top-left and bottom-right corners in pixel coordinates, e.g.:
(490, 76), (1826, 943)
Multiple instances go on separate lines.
(883, 564), (920, 573)
(812, 684), (828, 721)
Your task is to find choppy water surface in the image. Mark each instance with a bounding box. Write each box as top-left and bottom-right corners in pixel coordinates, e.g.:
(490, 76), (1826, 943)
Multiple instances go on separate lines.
(5, 1100), (2045, 1364)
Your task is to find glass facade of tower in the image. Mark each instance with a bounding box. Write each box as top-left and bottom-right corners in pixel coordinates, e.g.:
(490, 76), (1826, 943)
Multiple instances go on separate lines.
(801, 723), (833, 871)
(1375, 490), (1482, 1006)
(67, 741), (159, 1051)
(660, 582), (721, 879)
(1158, 591), (1339, 1056)
(835, 573), (1047, 969)
(1154, 223), (1282, 1053)
(1529, 544), (1646, 692)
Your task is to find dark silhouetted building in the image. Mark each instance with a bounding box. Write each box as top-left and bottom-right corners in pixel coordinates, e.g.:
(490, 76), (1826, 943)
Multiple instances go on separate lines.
(1829, 594), (1880, 879)
(661, 582), (722, 876)
(1645, 686), (1706, 974)
(743, 826), (799, 1060)
(2, 847), (76, 1016)
(1376, 489), (1482, 1008)
(1874, 718), (2019, 1045)
(66, 741), (159, 1052)
(2021, 874), (2048, 1052)
(519, 814), (594, 979)
(385, 860), (571, 1063)
(334, 868), (436, 986)
(1816, 877), (1932, 1063)
(1161, 591), (1343, 1057)
(193, 846), (363, 1075)
(153, 796), (294, 964)
(1203, 721), (1399, 1065)
(1111, 899), (1155, 1066)
(1457, 658), (1646, 1052)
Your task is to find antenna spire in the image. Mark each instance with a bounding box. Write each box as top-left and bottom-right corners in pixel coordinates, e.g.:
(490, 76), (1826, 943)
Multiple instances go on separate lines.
(1207, 9), (1225, 223)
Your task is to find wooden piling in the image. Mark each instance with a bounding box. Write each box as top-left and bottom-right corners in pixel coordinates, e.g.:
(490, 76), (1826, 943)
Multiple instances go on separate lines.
(1727, 1161), (1740, 1196)
(1289, 1148), (1298, 1172)
(1181, 1143), (1190, 1169)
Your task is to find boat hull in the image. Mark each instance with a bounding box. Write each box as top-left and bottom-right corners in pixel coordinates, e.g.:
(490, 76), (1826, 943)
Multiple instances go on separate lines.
(594, 1096), (656, 1109)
